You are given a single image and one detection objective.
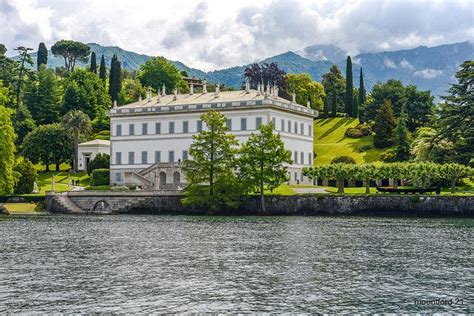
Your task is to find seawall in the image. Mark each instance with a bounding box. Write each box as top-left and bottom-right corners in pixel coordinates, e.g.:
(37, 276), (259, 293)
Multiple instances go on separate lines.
(45, 191), (474, 217)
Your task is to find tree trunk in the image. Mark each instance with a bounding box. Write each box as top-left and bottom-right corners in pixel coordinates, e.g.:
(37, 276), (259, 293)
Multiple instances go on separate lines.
(73, 131), (79, 173)
(365, 179), (370, 194)
(451, 178), (457, 193)
(46, 164), (50, 172)
(259, 182), (266, 215)
(56, 163), (60, 171)
(337, 179), (345, 193)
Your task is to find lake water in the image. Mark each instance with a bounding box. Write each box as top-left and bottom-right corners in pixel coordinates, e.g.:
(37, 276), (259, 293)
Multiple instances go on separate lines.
(0, 215), (472, 313)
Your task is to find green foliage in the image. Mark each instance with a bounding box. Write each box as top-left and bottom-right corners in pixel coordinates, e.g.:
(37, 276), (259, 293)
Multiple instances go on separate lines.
(91, 106), (110, 132)
(358, 68), (366, 109)
(410, 127), (453, 163)
(90, 168), (110, 186)
(0, 105), (15, 195)
(439, 163), (473, 193)
(13, 46), (33, 108)
(119, 79), (144, 104)
(373, 99), (396, 148)
(99, 54), (106, 81)
(12, 102), (36, 146)
(62, 110), (92, 172)
(22, 123), (73, 170)
(183, 111), (240, 212)
(24, 68), (61, 125)
(108, 54), (122, 102)
(439, 61), (474, 165)
(90, 51), (97, 74)
(238, 123), (292, 214)
(345, 128), (363, 138)
(395, 105), (411, 161)
(322, 65), (345, 117)
(51, 40), (90, 72)
(344, 56), (353, 116)
(331, 155), (356, 164)
(285, 73), (325, 110)
(37, 42), (48, 70)
(380, 149), (397, 163)
(13, 157), (37, 194)
(87, 153), (110, 175)
(243, 62), (287, 93)
(139, 56), (188, 94)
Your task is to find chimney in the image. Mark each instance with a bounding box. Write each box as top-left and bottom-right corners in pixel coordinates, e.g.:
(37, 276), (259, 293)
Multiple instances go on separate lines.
(202, 80), (207, 93)
(190, 82), (194, 95)
(292, 92), (296, 103)
(162, 84), (166, 96)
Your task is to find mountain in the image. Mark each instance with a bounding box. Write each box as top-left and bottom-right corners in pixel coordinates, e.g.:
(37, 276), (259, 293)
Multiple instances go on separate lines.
(14, 41), (472, 98)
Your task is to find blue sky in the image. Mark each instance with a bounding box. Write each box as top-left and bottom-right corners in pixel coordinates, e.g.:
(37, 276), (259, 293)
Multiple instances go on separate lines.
(1, 0), (473, 70)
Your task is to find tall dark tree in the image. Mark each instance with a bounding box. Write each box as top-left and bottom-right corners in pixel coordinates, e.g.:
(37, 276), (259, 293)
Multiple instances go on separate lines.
(243, 62), (287, 97)
(331, 89), (337, 117)
(373, 99), (396, 148)
(13, 46), (33, 108)
(395, 105), (411, 161)
(99, 54), (106, 81)
(358, 67), (366, 106)
(352, 90), (359, 118)
(37, 42), (48, 70)
(51, 40), (90, 72)
(90, 51), (97, 74)
(344, 56), (353, 116)
(108, 54), (122, 102)
(322, 65), (345, 115)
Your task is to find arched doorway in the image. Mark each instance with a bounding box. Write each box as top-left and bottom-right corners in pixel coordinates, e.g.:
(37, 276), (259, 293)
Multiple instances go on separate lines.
(159, 172), (167, 189)
(173, 171), (181, 186)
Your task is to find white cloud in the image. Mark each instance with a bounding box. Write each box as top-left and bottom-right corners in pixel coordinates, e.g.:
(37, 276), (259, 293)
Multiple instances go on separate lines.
(384, 58), (397, 69)
(1, 0), (473, 70)
(414, 69), (443, 79)
(400, 58), (415, 71)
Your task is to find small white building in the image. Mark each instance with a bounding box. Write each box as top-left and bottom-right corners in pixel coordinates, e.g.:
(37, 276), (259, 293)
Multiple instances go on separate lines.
(77, 139), (111, 171)
(109, 82), (318, 188)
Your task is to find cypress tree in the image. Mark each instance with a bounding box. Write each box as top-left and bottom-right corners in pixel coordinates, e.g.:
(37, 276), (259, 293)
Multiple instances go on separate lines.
(108, 54), (122, 102)
(344, 56), (353, 116)
(37, 42), (48, 70)
(99, 54), (106, 81)
(373, 99), (396, 148)
(352, 91), (359, 118)
(395, 104), (411, 161)
(331, 89), (337, 117)
(358, 67), (366, 106)
(323, 97), (329, 117)
(90, 52), (97, 74)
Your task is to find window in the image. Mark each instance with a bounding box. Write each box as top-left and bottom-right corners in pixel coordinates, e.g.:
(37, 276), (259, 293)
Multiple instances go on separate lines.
(116, 124), (122, 136)
(288, 120), (291, 132)
(168, 151), (175, 162)
(256, 117), (262, 129)
(281, 119), (285, 132)
(141, 151), (148, 164)
(226, 119), (232, 131)
(300, 123), (304, 135)
(301, 152), (304, 165)
(197, 120), (202, 132)
(182, 150), (188, 160)
(155, 151), (161, 163)
(116, 172), (121, 182)
(155, 122), (161, 134)
(241, 118), (247, 131)
(129, 124), (135, 135)
(294, 151), (298, 164)
(309, 125), (312, 136)
(142, 123), (148, 135)
(169, 121), (175, 134)
(128, 152), (134, 165)
(115, 152), (122, 165)
(294, 122), (298, 134)
(183, 121), (189, 133)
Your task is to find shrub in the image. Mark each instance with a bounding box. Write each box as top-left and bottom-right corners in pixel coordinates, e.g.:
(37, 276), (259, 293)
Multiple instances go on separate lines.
(13, 157), (38, 194)
(331, 155), (356, 164)
(380, 149), (397, 163)
(345, 128), (363, 138)
(357, 144), (372, 153)
(87, 153), (110, 175)
(90, 168), (110, 186)
(359, 124), (372, 136)
(111, 185), (129, 192)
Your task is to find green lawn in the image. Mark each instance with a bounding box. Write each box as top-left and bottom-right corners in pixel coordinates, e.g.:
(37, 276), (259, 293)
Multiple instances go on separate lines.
(3, 203), (38, 214)
(313, 118), (389, 165)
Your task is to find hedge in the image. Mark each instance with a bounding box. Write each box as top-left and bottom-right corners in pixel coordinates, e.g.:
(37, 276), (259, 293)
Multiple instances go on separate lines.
(90, 168), (110, 186)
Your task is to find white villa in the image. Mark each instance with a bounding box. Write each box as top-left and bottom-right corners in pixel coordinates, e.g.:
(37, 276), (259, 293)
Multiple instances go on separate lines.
(77, 139), (110, 171)
(109, 81), (318, 189)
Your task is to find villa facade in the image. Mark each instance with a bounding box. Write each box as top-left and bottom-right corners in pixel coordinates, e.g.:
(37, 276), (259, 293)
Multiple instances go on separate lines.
(108, 82), (318, 189)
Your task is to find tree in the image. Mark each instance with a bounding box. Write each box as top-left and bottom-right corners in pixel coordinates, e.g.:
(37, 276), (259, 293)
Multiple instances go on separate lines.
(118, 79), (145, 104)
(51, 40), (90, 72)
(0, 105), (15, 195)
(344, 56), (353, 116)
(22, 123), (73, 171)
(37, 42), (48, 70)
(358, 68), (366, 107)
(373, 99), (396, 148)
(439, 163), (472, 193)
(355, 164), (378, 194)
(99, 54), (106, 81)
(411, 127), (453, 163)
(243, 62), (287, 96)
(13, 157), (37, 194)
(395, 105), (411, 161)
(24, 68), (61, 125)
(139, 56), (187, 94)
(438, 61), (474, 165)
(352, 89), (359, 118)
(108, 54), (122, 102)
(285, 73), (325, 110)
(238, 123), (292, 214)
(13, 46), (33, 108)
(62, 110), (92, 172)
(322, 65), (345, 116)
(87, 153), (110, 175)
(183, 111), (240, 212)
(12, 103), (35, 146)
(90, 51), (97, 74)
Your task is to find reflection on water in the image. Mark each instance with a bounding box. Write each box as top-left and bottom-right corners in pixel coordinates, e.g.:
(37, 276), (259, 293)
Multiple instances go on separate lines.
(0, 215), (472, 313)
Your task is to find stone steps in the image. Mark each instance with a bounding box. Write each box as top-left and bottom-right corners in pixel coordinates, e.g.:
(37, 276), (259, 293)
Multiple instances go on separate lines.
(51, 195), (83, 213)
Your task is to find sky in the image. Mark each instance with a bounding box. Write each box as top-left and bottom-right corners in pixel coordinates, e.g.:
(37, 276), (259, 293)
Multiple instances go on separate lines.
(1, 0), (473, 70)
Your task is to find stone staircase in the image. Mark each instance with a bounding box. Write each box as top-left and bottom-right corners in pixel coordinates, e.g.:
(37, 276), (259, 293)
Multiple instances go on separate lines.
(50, 194), (84, 214)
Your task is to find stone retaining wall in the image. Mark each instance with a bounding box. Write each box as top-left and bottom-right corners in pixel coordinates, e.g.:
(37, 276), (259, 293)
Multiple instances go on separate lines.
(45, 191), (474, 216)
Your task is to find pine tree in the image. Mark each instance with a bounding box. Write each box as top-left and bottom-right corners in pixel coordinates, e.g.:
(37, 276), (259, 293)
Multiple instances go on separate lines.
(344, 56), (353, 116)
(373, 99), (396, 148)
(108, 54), (122, 102)
(352, 91), (359, 118)
(395, 105), (411, 161)
(331, 89), (337, 117)
(99, 54), (106, 81)
(37, 42), (48, 70)
(323, 98), (329, 117)
(90, 51), (97, 74)
(358, 67), (366, 106)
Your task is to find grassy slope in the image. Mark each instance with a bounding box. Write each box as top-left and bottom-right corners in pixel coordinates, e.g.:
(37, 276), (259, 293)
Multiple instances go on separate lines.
(313, 117), (388, 165)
